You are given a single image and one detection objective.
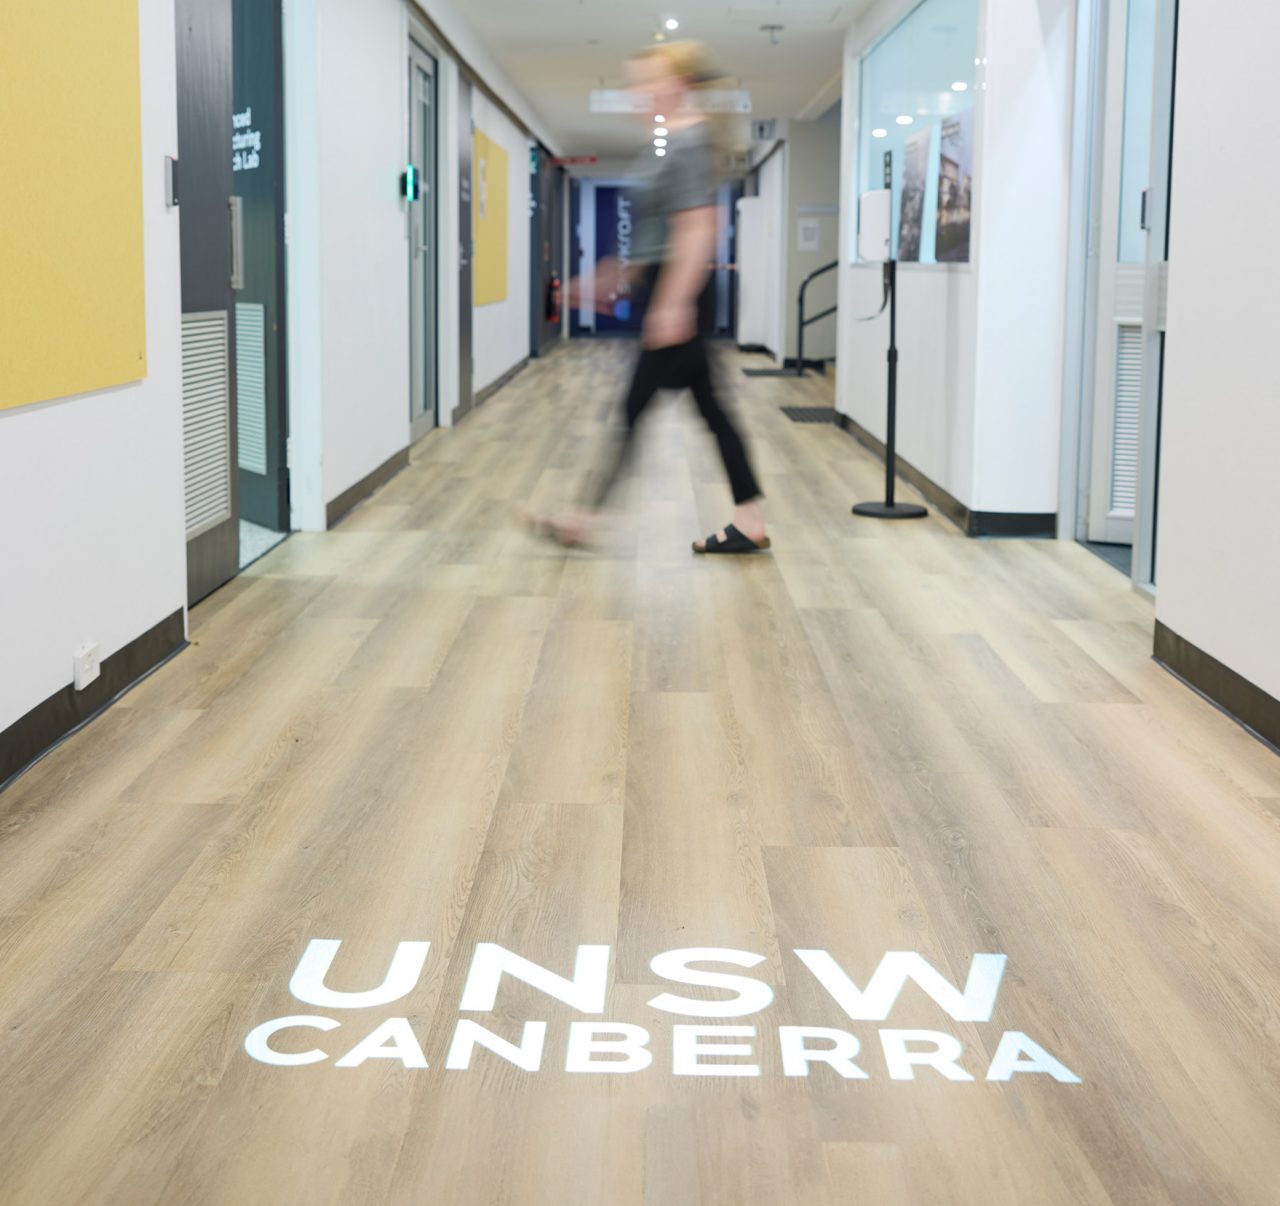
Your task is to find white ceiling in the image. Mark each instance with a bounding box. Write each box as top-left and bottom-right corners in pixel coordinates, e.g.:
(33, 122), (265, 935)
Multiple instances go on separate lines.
(457, 1), (868, 168)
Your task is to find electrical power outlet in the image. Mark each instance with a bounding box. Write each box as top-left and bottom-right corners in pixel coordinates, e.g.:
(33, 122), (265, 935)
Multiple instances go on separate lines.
(73, 642), (101, 692)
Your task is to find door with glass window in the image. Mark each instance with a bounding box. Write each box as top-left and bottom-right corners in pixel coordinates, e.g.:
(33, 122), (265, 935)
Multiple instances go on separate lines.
(408, 44), (438, 441)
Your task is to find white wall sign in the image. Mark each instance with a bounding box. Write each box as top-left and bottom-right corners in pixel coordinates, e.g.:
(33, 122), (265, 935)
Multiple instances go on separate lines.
(241, 939), (1083, 1084)
(589, 89), (752, 114)
(232, 106), (262, 172)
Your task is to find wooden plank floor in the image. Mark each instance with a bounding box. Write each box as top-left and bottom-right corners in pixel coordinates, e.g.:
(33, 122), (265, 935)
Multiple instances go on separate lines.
(3, 341), (1280, 1205)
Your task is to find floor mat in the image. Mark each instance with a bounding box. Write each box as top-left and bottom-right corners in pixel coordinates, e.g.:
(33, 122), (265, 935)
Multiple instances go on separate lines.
(781, 406), (836, 423)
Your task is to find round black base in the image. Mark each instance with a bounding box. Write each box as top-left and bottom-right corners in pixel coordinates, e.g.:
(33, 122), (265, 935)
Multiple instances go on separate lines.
(852, 501), (928, 520)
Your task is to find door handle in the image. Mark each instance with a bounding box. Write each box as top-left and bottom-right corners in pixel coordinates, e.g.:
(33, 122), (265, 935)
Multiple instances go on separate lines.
(229, 195), (245, 290)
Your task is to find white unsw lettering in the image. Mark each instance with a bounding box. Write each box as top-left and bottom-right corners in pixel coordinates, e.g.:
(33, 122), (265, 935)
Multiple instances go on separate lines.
(795, 950), (1007, 1022)
(457, 944), (610, 1014)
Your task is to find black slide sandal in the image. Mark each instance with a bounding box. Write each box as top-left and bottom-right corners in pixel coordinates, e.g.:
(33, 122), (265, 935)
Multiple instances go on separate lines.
(693, 523), (772, 555)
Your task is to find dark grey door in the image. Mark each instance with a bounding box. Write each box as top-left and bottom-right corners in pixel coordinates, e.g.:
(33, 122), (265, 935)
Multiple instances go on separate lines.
(456, 76), (474, 417)
(529, 149), (564, 357)
(232, 0), (288, 532)
(177, 0), (240, 604)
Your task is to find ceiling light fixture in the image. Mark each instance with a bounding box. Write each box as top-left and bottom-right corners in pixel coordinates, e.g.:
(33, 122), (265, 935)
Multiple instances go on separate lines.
(896, 115), (913, 125)
(656, 148), (667, 157)
(665, 17), (679, 31)
(872, 128), (888, 138)
(655, 114), (666, 123)
(952, 81), (968, 92)
(654, 137), (668, 147)
(653, 126), (668, 138)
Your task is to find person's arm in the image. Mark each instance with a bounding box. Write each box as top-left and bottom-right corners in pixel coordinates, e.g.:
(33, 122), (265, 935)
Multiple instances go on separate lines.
(644, 204), (717, 348)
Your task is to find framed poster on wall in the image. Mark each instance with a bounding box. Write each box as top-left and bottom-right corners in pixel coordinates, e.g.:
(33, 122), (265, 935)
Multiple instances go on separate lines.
(1, 1), (147, 409)
(473, 129), (509, 305)
(936, 108), (974, 262)
(898, 128), (933, 262)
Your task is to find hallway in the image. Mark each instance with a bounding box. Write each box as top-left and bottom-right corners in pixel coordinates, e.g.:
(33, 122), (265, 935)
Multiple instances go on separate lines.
(2, 343), (1279, 1204)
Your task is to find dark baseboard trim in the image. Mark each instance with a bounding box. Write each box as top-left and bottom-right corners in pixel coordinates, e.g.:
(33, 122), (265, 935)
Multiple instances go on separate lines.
(473, 357), (529, 408)
(736, 342), (774, 356)
(1154, 621), (1280, 755)
(326, 447), (410, 528)
(834, 413), (1056, 539)
(0, 608), (187, 792)
(968, 511), (1058, 538)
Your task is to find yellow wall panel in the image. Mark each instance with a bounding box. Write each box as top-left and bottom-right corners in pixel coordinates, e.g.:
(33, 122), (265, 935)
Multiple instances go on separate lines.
(472, 129), (508, 306)
(0, 0), (147, 410)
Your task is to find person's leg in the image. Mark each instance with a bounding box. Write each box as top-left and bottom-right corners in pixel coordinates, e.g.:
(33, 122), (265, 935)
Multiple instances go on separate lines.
(583, 347), (664, 510)
(534, 347), (665, 545)
(686, 341), (767, 547)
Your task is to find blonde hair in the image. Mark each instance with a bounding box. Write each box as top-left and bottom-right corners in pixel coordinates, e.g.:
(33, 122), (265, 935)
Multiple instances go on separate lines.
(632, 39), (719, 86)
(631, 40), (741, 176)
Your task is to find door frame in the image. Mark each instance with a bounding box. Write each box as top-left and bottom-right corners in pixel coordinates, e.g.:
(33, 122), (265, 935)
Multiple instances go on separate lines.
(1131, 0), (1178, 591)
(177, 0), (240, 604)
(1058, 0), (1178, 596)
(407, 38), (439, 444)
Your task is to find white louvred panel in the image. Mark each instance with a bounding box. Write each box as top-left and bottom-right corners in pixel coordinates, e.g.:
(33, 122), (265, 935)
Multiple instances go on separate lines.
(1109, 324), (1142, 516)
(182, 311), (232, 539)
(235, 303), (267, 475)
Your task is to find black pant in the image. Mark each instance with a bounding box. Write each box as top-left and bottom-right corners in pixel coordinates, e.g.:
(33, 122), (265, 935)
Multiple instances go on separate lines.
(586, 335), (763, 509)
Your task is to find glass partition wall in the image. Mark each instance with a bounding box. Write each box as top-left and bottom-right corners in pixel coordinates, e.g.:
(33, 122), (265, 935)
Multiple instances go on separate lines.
(855, 0), (980, 264)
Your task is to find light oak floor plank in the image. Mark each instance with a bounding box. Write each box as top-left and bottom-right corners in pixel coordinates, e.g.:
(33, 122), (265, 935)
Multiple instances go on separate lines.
(1, 342), (1278, 1205)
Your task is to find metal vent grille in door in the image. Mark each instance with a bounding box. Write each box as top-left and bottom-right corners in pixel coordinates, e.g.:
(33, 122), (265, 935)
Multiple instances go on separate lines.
(182, 311), (232, 538)
(235, 303), (267, 474)
(1109, 324), (1142, 515)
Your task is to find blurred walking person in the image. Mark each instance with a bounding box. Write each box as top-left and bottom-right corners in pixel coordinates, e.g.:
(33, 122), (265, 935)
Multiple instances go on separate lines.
(532, 41), (769, 554)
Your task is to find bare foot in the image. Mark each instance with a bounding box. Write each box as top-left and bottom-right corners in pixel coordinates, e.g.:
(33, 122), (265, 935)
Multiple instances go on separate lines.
(521, 507), (592, 548)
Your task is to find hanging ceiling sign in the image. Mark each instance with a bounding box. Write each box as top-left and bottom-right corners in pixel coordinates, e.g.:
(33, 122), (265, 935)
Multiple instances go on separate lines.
(240, 938), (1083, 1085)
(590, 89), (752, 115)
(553, 155), (599, 166)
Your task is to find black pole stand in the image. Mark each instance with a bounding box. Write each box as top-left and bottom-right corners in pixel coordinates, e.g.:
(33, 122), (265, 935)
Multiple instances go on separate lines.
(853, 157), (927, 521)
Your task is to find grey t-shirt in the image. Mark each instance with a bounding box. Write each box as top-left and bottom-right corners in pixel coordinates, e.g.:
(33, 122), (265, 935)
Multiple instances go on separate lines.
(630, 122), (718, 265)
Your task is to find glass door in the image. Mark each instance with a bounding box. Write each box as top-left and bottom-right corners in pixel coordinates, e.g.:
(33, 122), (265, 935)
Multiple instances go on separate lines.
(408, 45), (438, 441)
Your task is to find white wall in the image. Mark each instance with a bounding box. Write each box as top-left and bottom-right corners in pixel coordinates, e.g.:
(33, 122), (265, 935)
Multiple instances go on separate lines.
(317, 0), (413, 508)
(471, 94), (532, 393)
(835, 0), (1074, 517)
(1154, 0), (1280, 700)
(0, 0), (186, 732)
(969, 0), (1074, 514)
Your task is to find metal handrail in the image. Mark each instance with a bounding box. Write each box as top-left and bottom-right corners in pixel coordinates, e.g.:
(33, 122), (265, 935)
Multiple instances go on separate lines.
(796, 260), (839, 377)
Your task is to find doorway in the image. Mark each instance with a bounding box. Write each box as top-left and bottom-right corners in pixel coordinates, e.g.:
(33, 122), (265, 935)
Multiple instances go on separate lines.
(408, 42), (439, 442)
(529, 147), (566, 357)
(176, 0), (239, 604)
(232, 0), (289, 566)
(1069, 0), (1177, 590)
